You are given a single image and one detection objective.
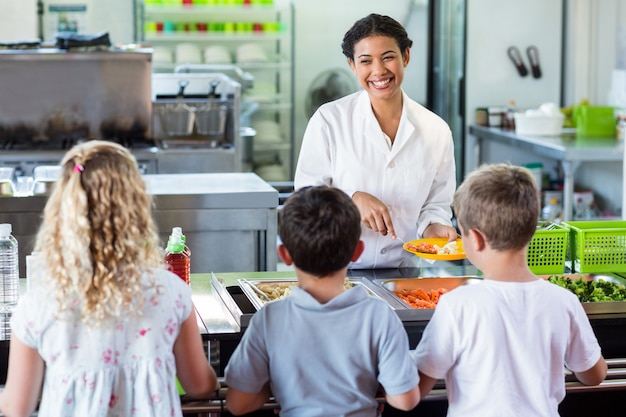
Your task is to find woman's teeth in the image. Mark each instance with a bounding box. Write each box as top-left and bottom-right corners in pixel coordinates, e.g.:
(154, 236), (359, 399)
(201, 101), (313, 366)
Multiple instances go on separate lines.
(372, 79), (390, 88)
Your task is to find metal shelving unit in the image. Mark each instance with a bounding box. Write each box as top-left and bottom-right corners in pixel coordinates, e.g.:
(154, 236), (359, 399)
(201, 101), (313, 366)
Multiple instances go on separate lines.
(135, 0), (295, 181)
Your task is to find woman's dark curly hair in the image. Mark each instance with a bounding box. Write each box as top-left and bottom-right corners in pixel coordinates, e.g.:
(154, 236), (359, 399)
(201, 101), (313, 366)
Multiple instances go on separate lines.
(342, 13), (413, 60)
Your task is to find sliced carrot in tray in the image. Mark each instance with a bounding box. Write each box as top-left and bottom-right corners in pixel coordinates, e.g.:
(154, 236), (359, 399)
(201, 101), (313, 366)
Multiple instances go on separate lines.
(393, 287), (447, 309)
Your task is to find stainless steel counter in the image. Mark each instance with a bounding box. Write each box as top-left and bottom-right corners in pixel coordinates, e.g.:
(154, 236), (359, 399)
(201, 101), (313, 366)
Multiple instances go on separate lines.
(468, 125), (624, 220)
(0, 147), (239, 177)
(3, 268), (626, 417)
(0, 172), (279, 276)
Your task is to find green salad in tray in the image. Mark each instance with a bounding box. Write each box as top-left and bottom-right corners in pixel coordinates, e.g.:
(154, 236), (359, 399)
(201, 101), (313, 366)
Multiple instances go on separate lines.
(547, 275), (626, 303)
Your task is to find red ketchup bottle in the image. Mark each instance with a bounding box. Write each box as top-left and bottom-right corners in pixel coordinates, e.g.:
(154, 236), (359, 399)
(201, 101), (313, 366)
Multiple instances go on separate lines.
(164, 228), (190, 285)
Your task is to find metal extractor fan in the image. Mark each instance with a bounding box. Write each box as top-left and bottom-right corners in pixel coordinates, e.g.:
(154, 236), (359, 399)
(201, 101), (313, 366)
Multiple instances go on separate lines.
(304, 68), (360, 118)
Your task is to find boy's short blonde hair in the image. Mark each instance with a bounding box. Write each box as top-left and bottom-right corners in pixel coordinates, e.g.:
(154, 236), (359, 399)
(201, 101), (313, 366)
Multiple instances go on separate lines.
(453, 163), (540, 251)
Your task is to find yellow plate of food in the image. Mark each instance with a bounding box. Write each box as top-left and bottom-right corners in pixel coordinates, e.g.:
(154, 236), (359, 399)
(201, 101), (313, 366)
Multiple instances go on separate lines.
(403, 238), (466, 261)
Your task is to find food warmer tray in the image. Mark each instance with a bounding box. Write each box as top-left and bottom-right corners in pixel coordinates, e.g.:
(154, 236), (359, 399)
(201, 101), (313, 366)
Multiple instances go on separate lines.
(372, 276), (483, 321)
(211, 274), (406, 328)
(540, 273), (626, 315)
(372, 273), (626, 320)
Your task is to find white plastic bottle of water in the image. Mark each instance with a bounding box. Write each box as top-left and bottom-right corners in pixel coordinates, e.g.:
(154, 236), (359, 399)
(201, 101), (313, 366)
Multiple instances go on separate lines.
(0, 223), (19, 313)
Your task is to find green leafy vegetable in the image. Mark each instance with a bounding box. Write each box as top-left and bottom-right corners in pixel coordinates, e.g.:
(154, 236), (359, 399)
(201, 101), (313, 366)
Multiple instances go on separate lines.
(547, 275), (626, 302)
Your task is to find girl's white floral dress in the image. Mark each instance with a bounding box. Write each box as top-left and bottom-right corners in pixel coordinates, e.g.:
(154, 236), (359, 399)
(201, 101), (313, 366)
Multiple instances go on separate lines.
(10, 268), (193, 417)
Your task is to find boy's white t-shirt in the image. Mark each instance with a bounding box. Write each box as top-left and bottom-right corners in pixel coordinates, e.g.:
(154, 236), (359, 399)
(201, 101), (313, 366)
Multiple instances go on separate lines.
(413, 278), (602, 417)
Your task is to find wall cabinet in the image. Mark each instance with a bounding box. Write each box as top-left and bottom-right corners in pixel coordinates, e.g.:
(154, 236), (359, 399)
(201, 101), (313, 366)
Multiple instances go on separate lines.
(135, 0), (295, 181)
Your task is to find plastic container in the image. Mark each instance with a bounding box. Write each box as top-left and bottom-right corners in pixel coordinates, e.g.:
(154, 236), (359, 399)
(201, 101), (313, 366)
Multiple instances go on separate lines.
(563, 220), (626, 273)
(524, 162), (543, 190)
(573, 105), (616, 137)
(0, 223), (19, 313)
(542, 198), (562, 223)
(514, 112), (564, 136)
(487, 106), (505, 127)
(164, 228), (190, 284)
(527, 222), (570, 274)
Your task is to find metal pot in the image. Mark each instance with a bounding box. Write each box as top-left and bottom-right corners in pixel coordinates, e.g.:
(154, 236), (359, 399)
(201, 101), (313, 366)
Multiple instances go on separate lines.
(240, 126), (256, 164)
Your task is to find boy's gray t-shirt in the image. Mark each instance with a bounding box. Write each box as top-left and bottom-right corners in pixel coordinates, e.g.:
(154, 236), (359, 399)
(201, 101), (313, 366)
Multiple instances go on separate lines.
(224, 284), (418, 417)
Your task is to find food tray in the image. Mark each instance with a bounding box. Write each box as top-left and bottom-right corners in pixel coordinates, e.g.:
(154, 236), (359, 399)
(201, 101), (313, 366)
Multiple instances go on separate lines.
(372, 277), (483, 321)
(527, 222), (569, 274)
(237, 277), (395, 312)
(562, 221), (626, 273)
(211, 274), (402, 328)
(541, 273), (626, 315)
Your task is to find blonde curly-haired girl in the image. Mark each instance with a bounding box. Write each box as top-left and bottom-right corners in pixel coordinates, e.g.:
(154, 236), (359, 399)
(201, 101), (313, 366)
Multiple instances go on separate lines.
(0, 140), (218, 417)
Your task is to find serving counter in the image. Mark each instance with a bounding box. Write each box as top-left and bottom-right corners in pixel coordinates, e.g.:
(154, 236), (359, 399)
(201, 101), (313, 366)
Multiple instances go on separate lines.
(2, 265), (626, 416)
(189, 266), (626, 417)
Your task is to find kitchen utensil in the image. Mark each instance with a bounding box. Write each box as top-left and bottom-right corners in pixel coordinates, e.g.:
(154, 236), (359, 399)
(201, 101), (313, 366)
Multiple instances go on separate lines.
(159, 80), (196, 136)
(403, 238), (466, 261)
(195, 80), (227, 137)
(507, 46), (528, 77)
(526, 45), (542, 78)
(392, 235), (408, 245)
(240, 279), (271, 302)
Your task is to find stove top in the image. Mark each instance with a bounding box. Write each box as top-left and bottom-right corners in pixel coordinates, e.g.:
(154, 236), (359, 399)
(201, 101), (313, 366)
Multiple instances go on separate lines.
(0, 119), (157, 151)
(1, 134), (158, 151)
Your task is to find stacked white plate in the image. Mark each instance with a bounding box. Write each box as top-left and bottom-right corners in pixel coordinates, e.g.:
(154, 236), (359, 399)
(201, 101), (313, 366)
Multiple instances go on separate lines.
(252, 120), (283, 144)
(175, 43), (202, 64)
(236, 43), (268, 64)
(204, 45), (232, 64)
(153, 46), (174, 64)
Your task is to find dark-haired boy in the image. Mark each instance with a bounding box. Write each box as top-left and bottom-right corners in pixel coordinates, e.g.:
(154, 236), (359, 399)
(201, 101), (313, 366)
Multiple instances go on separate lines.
(225, 185), (420, 416)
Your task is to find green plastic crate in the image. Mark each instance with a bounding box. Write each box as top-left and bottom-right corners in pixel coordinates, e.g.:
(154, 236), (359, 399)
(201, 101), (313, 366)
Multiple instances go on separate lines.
(527, 222), (569, 274)
(563, 221), (626, 273)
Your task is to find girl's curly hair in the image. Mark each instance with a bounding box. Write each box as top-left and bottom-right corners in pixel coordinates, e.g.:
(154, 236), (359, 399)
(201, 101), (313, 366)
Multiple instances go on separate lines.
(34, 140), (163, 325)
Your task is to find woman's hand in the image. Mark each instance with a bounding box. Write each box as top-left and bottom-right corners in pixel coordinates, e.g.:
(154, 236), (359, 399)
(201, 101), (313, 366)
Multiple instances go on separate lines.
(352, 191), (396, 237)
(423, 223), (458, 242)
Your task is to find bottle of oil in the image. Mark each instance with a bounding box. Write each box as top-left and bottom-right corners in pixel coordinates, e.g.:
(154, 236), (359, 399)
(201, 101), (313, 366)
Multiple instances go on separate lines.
(164, 229), (190, 285)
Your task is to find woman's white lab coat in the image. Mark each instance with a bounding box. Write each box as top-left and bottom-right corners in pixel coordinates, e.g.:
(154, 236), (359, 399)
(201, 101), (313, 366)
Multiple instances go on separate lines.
(294, 90), (456, 269)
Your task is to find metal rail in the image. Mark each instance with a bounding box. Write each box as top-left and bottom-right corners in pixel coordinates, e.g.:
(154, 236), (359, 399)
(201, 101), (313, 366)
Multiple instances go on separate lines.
(181, 360), (626, 415)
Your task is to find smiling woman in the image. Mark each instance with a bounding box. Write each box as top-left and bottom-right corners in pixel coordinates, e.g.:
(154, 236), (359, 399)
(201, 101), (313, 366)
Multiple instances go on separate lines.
(294, 13), (458, 269)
